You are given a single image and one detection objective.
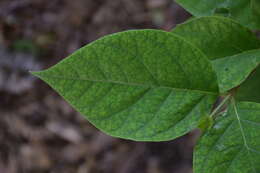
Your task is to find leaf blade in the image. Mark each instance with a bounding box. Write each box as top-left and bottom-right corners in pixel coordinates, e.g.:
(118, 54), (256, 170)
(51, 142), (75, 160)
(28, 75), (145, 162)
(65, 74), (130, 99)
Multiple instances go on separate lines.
(212, 49), (260, 93)
(172, 16), (260, 60)
(32, 29), (218, 141)
(194, 101), (260, 173)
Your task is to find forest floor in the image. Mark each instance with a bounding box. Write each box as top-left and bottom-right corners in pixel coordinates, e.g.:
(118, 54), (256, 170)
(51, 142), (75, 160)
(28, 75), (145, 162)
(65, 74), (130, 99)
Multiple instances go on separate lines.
(0, 0), (194, 173)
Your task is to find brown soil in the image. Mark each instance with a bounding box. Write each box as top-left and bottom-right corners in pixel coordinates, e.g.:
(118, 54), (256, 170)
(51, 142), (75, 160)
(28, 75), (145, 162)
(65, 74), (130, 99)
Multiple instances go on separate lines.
(0, 0), (194, 173)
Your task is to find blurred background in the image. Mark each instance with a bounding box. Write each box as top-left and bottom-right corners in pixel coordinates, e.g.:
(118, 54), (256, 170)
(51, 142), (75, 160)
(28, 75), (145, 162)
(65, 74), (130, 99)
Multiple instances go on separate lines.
(0, 0), (197, 173)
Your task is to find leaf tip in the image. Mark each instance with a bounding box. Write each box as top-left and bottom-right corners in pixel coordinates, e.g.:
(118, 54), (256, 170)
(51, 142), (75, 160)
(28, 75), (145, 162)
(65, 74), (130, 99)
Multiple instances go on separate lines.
(30, 70), (47, 80)
(30, 70), (40, 76)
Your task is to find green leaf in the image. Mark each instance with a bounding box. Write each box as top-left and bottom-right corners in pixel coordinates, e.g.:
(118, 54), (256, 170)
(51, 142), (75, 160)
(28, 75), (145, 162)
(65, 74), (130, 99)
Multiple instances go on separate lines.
(252, 0), (260, 17)
(171, 16), (260, 60)
(171, 17), (260, 93)
(175, 0), (260, 29)
(236, 66), (260, 103)
(212, 49), (260, 93)
(194, 101), (260, 173)
(32, 29), (218, 141)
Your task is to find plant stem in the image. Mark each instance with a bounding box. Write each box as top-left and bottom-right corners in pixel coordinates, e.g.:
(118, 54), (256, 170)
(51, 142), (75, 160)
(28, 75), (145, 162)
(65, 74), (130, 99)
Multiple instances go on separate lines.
(209, 94), (231, 118)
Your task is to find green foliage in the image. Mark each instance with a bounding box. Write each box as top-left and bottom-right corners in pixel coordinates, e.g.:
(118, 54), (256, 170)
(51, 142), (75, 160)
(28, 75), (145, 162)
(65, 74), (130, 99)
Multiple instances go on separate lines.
(212, 49), (260, 93)
(32, 15), (260, 173)
(172, 16), (260, 60)
(236, 67), (260, 103)
(32, 30), (219, 141)
(175, 0), (260, 29)
(194, 101), (260, 173)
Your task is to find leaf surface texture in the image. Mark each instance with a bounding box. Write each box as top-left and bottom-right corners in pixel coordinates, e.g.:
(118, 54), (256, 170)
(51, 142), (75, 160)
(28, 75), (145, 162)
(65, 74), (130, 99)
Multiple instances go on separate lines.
(32, 30), (218, 141)
(195, 102), (260, 173)
(172, 16), (260, 60)
(175, 0), (260, 29)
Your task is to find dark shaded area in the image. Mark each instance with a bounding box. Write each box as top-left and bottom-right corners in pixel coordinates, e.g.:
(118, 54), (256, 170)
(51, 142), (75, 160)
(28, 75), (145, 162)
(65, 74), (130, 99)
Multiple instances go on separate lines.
(0, 0), (194, 172)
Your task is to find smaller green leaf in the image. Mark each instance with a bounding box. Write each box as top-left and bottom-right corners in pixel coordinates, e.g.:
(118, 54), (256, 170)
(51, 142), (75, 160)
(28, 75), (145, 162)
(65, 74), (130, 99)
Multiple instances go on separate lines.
(194, 101), (260, 173)
(212, 49), (260, 93)
(172, 16), (260, 60)
(175, 0), (260, 29)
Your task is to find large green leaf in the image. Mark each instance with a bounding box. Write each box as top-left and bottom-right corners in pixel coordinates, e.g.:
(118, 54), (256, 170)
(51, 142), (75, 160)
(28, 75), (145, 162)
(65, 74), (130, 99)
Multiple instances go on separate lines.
(171, 16), (260, 60)
(175, 0), (260, 29)
(236, 66), (260, 103)
(194, 101), (260, 173)
(32, 29), (219, 141)
(212, 49), (260, 93)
